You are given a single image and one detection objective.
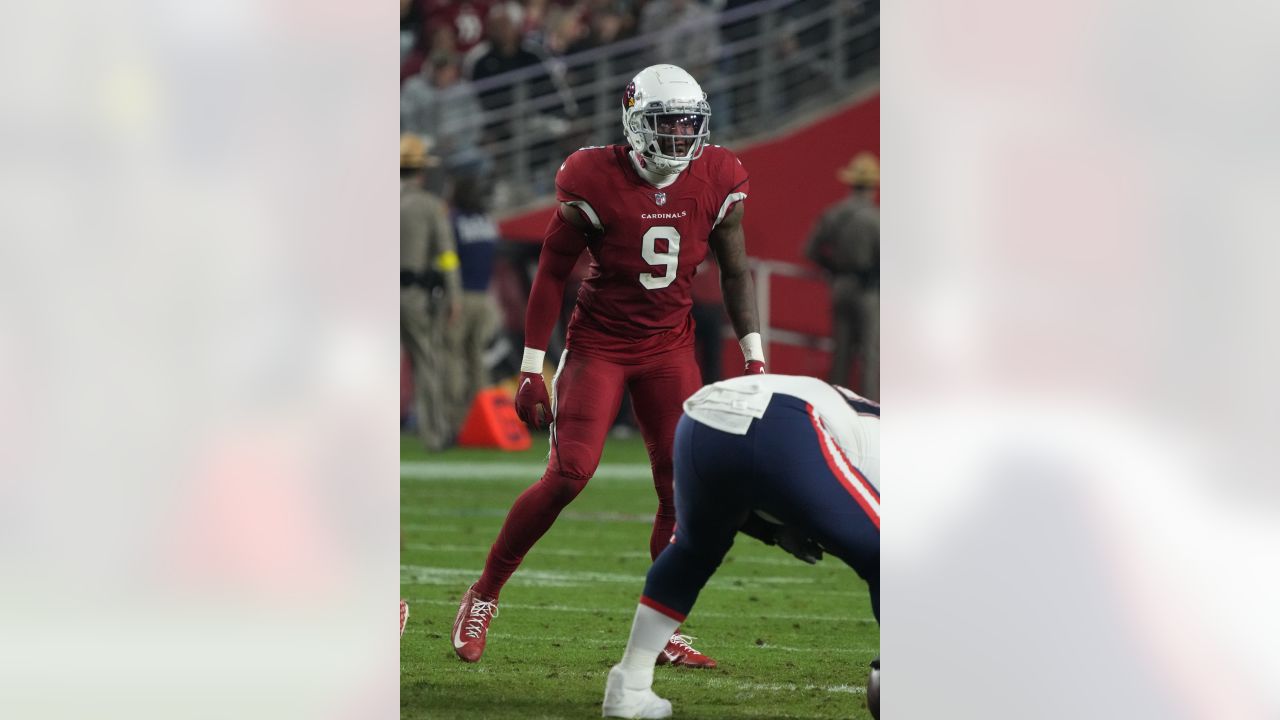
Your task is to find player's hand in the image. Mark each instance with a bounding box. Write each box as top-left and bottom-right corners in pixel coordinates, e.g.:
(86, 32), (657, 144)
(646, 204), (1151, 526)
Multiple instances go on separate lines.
(744, 360), (766, 375)
(775, 526), (823, 564)
(514, 371), (552, 429)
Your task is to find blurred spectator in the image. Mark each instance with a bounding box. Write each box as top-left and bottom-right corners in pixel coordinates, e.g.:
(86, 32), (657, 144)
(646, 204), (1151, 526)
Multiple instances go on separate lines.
(844, 0), (880, 78)
(638, 0), (721, 81)
(773, 18), (832, 113)
(401, 53), (486, 173)
(542, 6), (588, 57)
(422, 0), (494, 55)
(401, 0), (420, 65)
(470, 2), (548, 151)
(691, 257), (726, 384)
(564, 2), (629, 124)
(404, 1), (489, 83)
(471, 2), (576, 202)
(568, 2), (626, 55)
(522, 0), (581, 45)
(468, 3), (544, 84)
(401, 134), (463, 450)
(444, 174), (503, 430)
(720, 0), (763, 133)
(805, 153), (880, 399)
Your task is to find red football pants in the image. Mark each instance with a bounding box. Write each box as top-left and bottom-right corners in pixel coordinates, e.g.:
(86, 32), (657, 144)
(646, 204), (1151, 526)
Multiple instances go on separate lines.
(475, 345), (703, 600)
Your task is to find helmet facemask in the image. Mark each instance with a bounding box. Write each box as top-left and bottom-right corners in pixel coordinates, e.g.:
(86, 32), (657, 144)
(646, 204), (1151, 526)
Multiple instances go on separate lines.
(624, 101), (711, 176)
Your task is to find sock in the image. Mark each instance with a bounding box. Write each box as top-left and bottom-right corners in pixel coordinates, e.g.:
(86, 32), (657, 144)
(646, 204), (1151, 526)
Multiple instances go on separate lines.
(649, 504), (676, 560)
(649, 467), (676, 560)
(617, 604), (681, 689)
(475, 471), (587, 599)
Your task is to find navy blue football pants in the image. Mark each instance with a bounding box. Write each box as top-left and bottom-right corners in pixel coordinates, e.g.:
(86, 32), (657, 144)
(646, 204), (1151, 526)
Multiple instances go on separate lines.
(640, 394), (880, 623)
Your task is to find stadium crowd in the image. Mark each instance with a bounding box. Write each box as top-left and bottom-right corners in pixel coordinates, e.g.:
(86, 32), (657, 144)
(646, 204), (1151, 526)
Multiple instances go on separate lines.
(401, 0), (878, 204)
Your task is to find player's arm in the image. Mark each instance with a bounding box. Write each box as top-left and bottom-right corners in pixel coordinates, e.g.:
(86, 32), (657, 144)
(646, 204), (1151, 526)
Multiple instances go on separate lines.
(709, 203), (766, 374)
(514, 204), (591, 428)
(524, 203), (591, 353)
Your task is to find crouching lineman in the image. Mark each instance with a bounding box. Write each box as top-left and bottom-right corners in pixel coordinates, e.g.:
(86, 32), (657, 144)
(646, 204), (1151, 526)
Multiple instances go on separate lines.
(601, 374), (880, 719)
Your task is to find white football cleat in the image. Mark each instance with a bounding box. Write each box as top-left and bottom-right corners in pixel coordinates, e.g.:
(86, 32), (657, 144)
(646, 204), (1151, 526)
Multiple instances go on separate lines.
(602, 665), (672, 719)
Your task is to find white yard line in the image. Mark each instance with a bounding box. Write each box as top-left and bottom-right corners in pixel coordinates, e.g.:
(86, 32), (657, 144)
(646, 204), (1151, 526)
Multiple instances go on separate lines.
(665, 676), (866, 695)
(401, 508), (654, 523)
(430, 657), (866, 694)
(400, 565), (817, 589)
(405, 542), (809, 567)
(405, 597), (876, 624)
(402, 462), (652, 481)
(478, 632), (865, 656)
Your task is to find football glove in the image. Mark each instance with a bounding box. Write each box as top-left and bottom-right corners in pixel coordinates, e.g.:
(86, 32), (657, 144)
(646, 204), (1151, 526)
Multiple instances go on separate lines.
(739, 513), (823, 564)
(514, 371), (552, 429)
(744, 360), (766, 375)
(775, 526), (824, 565)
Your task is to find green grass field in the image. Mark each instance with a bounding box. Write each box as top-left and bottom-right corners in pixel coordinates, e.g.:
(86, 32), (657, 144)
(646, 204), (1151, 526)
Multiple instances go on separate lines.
(401, 434), (878, 719)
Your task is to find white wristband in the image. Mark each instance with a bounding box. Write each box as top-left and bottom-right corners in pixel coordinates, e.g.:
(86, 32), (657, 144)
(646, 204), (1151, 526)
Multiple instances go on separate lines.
(739, 332), (764, 363)
(520, 347), (546, 374)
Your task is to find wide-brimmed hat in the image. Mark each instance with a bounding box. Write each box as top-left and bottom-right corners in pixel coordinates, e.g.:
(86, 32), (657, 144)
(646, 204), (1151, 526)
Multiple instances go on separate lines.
(400, 133), (441, 169)
(836, 152), (879, 186)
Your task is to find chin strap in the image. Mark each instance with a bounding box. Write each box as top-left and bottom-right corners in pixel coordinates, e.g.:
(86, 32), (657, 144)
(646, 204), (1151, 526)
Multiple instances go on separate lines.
(629, 150), (683, 186)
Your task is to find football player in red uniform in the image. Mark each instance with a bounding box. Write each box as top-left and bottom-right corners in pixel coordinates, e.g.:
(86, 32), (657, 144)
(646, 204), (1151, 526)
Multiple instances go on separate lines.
(452, 64), (766, 668)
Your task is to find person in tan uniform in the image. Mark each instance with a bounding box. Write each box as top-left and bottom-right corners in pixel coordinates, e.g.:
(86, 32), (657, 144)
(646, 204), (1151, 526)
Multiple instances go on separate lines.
(401, 133), (462, 450)
(805, 153), (880, 400)
(442, 173), (502, 431)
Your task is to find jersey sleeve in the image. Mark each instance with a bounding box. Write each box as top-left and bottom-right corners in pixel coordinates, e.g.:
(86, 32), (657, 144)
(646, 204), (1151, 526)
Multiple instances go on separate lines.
(713, 148), (750, 228)
(554, 148), (605, 233)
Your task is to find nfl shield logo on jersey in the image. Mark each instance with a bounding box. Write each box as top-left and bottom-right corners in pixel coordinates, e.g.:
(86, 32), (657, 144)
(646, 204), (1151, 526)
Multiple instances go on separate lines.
(654, 192), (667, 206)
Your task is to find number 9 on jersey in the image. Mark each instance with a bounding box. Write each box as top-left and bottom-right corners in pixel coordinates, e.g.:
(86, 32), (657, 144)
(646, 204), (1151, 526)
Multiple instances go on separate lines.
(639, 225), (681, 290)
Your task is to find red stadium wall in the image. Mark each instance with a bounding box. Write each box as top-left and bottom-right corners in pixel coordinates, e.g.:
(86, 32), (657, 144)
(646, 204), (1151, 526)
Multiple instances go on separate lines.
(497, 93), (880, 384)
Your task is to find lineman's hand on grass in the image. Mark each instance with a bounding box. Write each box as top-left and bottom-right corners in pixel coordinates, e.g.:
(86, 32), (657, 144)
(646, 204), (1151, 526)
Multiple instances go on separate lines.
(775, 526), (823, 564)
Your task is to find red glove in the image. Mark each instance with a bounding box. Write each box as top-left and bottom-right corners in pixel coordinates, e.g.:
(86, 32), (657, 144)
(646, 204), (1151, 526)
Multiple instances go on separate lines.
(514, 371), (552, 428)
(744, 360), (766, 375)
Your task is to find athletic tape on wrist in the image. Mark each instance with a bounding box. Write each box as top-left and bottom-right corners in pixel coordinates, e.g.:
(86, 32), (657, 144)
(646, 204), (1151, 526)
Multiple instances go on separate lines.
(520, 347), (546, 374)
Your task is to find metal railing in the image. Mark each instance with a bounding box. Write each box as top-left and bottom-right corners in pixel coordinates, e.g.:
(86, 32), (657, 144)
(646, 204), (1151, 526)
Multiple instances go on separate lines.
(421, 0), (879, 210)
(750, 258), (834, 356)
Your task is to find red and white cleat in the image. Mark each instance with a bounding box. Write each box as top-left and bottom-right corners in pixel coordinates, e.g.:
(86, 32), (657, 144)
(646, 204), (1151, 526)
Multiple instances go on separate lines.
(452, 583), (498, 662)
(400, 599), (409, 638)
(656, 633), (717, 669)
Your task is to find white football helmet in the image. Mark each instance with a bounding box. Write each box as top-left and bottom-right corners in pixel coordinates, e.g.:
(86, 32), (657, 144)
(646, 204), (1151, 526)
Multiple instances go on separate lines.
(622, 64), (711, 176)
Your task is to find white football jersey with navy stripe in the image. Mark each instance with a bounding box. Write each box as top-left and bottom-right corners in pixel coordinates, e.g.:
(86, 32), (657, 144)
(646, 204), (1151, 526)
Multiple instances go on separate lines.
(682, 374), (879, 491)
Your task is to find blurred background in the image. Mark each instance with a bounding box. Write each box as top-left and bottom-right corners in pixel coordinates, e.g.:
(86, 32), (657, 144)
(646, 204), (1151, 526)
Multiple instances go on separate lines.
(399, 0), (881, 448)
(5, 0), (1275, 716)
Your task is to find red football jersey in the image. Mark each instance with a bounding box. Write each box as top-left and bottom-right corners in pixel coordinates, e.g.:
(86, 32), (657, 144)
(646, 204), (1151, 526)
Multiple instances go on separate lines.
(555, 144), (749, 361)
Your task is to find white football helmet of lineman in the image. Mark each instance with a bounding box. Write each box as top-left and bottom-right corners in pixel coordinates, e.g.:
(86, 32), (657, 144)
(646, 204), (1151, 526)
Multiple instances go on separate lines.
(621, 64), (711, 176)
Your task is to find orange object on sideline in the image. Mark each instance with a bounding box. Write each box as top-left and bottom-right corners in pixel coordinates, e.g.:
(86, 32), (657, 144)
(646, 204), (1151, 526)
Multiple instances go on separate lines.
(456, 388), (532, 451)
